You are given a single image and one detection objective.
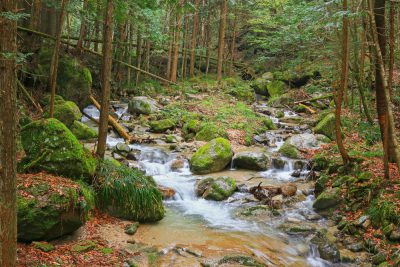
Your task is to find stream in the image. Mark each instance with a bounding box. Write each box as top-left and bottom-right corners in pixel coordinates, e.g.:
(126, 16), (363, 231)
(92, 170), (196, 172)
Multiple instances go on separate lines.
(82, 102), (347, 267)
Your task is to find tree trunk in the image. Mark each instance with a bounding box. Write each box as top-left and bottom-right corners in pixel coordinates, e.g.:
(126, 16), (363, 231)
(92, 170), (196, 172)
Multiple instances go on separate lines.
(48, 0), (68, 118)
(181, 13), (190, 79)
(190, 0), (200, 77)
(135, 30), (142, 85)
(171, 1), (184, 83)
(336, 0), (350, 165)
(127, 22), (133, 85)
(228, 11), (237, 77)
(30, 0), (42, 30)
(76, 0), (88, 55)
(205, 5), (212, 75)
(96, 0), (114, 159)
(388, 1), (395, 98)
(217, 0), (228, 82)
(368, 0), (400, 175)
(145, 40), (151, 72)
(0, 1), (18, 266)
(94, 0), (101, 52)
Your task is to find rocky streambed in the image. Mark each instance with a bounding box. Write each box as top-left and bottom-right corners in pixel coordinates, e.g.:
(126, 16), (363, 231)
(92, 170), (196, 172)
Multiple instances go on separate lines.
(78, 98), (362, 267)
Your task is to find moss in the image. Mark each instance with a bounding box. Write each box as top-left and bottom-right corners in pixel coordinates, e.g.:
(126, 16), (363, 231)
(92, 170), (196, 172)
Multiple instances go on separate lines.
(219, 255), (266, 267)
(294, 104), (307, 113)
(314, 113), (335, 140)
(267, 80), (286, 97)
(21, 119), (96, 180)
(33, 242), (55, 252)
(124, 222), (140, 235)
(315, 174), (330, 195)
(275, 111), (285, 118)
(190, 138), (233, 174)
(40, 94), (65, 107)
(182, 119), (202, 136)
(278, 142), (301, 159)
(70, 120), (97, 140)
(313, 188), (341, 211)
(195, 124), (228, 142)
(367, 197), (400, 228)
(261, 117), (276, 130)
(44, 101), (82, 127)
(71, 240), (96, 253)
(149, 119), (175, 133)
(165, 135), (176, 143)
(201, 177), (236, 201)
(37, 49), (92, 108)
(96, 161), (165, 222)
(101, 247), (114, 255)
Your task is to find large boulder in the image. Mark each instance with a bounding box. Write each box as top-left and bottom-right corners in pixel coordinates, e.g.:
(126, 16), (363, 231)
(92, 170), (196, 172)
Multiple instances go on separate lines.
(232, 151), (270, 171)
(314, 113), (335, 140)
(310, 231), (340, 262)
(96, 161), (165, 222)
(17, 173), (93, 242)
(313, 187), (341, 211)
(278, 142), (301, 159)
(44, 101), (82, 127)
(286, 133), (326, 151)
(195, 177), (237, 201)
(128, 96), (159, 115)
(149, 119), (175, 133)
(70, 120), (97, 140)
(37, 49), (92, 108)
(190, 138), (233, 174)
(20, 119), (96, 180)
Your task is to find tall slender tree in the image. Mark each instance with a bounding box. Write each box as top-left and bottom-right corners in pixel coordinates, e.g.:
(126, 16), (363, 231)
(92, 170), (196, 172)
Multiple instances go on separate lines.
(171, 0), (184, 83)
(48, 0), (68, 118)
(189, 0), (200, 77)
(97, 0), (114, 159)
(0, 1), (18, 265)
(217, 0), (228, 82)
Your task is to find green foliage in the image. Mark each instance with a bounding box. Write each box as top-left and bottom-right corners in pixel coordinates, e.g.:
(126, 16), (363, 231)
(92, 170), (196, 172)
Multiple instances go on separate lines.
(95, 160), (165, 222)
(368, 197), (400, 228)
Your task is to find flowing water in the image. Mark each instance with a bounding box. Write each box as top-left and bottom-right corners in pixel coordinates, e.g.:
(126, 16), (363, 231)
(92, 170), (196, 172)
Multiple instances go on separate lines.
(82, 104), (339, 266)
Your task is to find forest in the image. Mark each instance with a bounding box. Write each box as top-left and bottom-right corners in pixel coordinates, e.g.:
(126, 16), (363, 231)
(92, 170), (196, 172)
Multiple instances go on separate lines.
(0, 0), (400, 266)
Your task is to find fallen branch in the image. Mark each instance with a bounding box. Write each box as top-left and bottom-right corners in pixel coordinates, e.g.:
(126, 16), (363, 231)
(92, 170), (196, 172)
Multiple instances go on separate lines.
(89, 95), (131, 142)
(294, 93), (334, 104)
(17, 26), (177, 85)
(17, 79), (43, 113)
(298, 103), (316, 114)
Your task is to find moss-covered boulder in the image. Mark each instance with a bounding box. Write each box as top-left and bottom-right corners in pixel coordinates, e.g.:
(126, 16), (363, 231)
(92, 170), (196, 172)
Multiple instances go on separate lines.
(37, 49), (92, 108)
(96, 161), (165, 222)
(313, 188), (341, 211)
(128, 96), (158, 115)
(182, 119), (202, 138)
(195, 177), (237, 201)
(70, 120), (97, 140)
(233, 151), (270, 171)
(267, 80), (285, 97)
(190, 138), (233, 174)
(44, 101), (82, 127)
(314, 113), (335, 140)
(278, 142), (301, 159)
(195, 124), (228, 142)
(40, 94), (66, 107)
(17, 174), (93, 242)
(149, 119), (175, 133)
(21, 119), (96, 180)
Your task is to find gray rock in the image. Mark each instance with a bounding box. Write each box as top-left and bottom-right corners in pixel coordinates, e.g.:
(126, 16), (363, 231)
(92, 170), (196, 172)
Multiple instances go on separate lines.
(232, 151), (270, 171)
(128, 96), (159, 115)
(286, 133), (324, 150)
(347, 242), (364, 252)
(311, 232), (340, 262)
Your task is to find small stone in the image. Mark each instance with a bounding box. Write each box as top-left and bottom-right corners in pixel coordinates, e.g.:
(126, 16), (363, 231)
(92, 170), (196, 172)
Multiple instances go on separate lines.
(158, 185), (176, 199)
(304, 213), (321, 221)
(339, 249), (357, 263)
(347, 242), (364, 252)
(271, 195), (283, 209)
(33, 241), (55, 252)
(170, 159), (185, 171)
(291, 170), (301, 178)
(389, 228), (400, 241)
(116, 142), (131, 154)
(124, 222), (140, 235)
(127, 239), (136, 244)
(281, 184), (297, 197)
(71, 240), (96, 253)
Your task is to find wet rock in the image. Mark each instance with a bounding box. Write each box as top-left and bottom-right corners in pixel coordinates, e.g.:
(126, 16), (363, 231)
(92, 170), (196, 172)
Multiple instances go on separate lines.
(149, 119), (175, 133)
(128, 96), (159, 115)
(272, 157), (286, 169)
(286, 133), (325, 150)
(294, 160), (307, 170)
(314, 174), (330, 195)
(232, 151), (270, 171)
(218, 255), (266, 267)
(310, 232), (340, 262)
(190, 138), (233, 174)
(70, 120), (97, 140)
(195, 177), (237, 201)
(312, 187), (341, 211)
(158, 185), (176, 199)
(44, 100), (82, 127)
(279, 222), (316, 236)
(281, 184), (297, 197)
(339, 249), (357, 263)
(271, 195), (283, 209)
(291, 170), (301, 177)
(278, 142), (301, 159)
(314, 113), (335, 140)
(115, 142), (131, 155)
(124, 222), (139, 235)
(126, 149), (140, 161)
(237, 184), (249, 193)
(304, 213), (322, 221)
(249, 183), (281, 201)
(170, 159), (185, 171)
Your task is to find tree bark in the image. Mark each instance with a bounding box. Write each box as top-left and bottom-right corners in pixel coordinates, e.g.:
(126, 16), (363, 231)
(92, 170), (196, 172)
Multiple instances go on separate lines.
(388, 1), (395, 98)
(48, 0), (68, 118)
(96, 0), (114, 159)
(336, 0), (350, 165)
(228, 11), (237, 77)
(0, 1), (18, 266)
(181, 13), (190, 79)
(135, 30), (142, 85)
(94, 0), (101, 52)
(205, 4), (212, 75)
(30, 0), (41, 30)
(190, 0), (200, 77)
(76, 0), (89, 55)
(217, 0), (228, 82)
(171, 1), (184, 83)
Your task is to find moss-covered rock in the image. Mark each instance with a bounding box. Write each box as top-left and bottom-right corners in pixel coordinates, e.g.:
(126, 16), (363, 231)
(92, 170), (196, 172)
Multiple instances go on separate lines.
(261, 117), (277, 131)
(233, 151), (270, 171)
(40, 94), (66, 107)
(17, 174), (93, 242)
(195, 124), (229, 142)
(96, 161), (165, 222)
(70, 120), (97, 140)
(313, 188), (341, 211)
(267, 80), (285, 97)
(128, 96), (158, 115)
(195, 177), (237, 201)
(44, 101), (82, 127)
(190, 138), (233, 174)
(33, 242), (55, 252)
(149, 119), (175, 133)
(37, 49), (92, 108)
(278, 142), (301, 159)
(21, 119), (96, 180)
(314, 113), (335, 140)
(182, 119), (202, 136)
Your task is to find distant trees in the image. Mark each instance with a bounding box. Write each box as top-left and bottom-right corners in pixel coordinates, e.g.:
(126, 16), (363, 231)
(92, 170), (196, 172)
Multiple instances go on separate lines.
(0, 1), (18, 266)
(217, 0), (228, 82)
